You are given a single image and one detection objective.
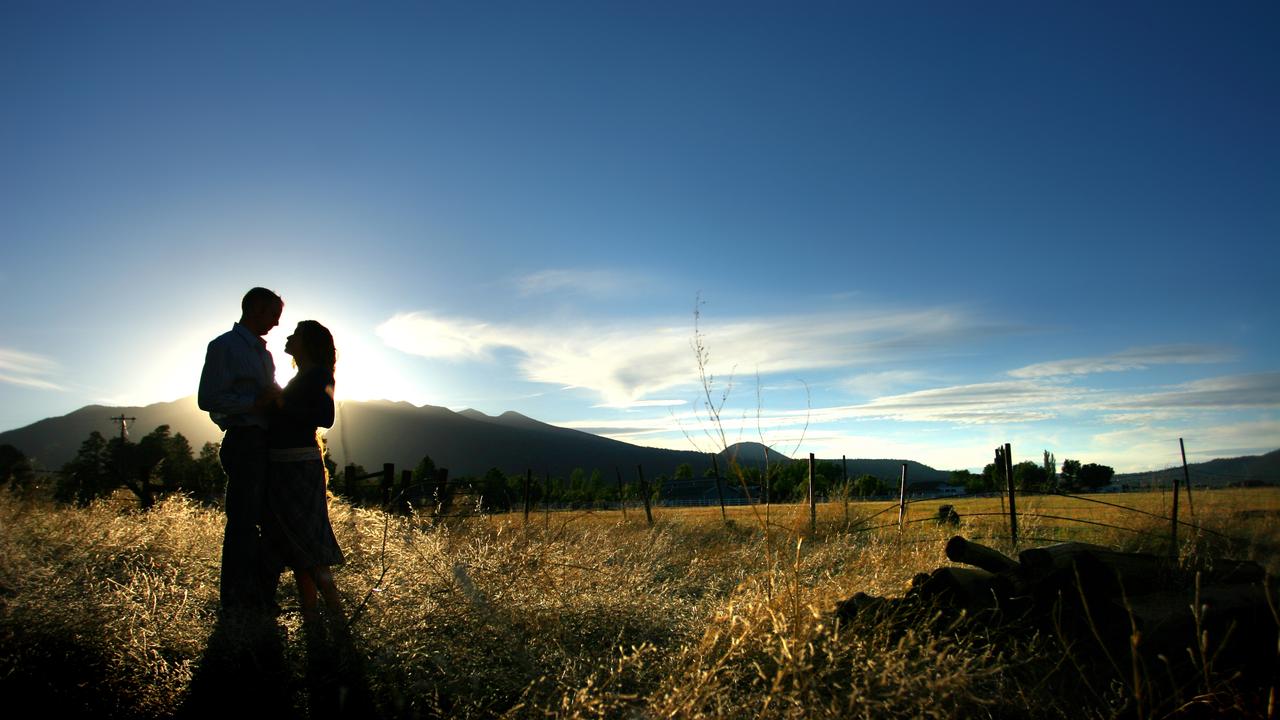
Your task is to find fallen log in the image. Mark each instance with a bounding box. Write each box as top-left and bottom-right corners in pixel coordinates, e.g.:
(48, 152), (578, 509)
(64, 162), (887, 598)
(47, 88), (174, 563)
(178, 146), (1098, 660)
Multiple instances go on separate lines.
(945, 535), (1020, 575)
(911, 567), (1002, 610)
(1018, 542), (1170, 598)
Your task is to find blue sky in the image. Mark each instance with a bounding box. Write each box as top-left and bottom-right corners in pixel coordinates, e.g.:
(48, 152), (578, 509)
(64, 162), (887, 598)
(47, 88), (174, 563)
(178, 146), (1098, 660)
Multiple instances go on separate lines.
(2, 1), (1277, 472)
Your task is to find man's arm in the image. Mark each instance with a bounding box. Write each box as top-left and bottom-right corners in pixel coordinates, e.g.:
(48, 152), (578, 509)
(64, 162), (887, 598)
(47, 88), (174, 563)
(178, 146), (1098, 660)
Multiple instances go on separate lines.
(197, 339), (257, 416)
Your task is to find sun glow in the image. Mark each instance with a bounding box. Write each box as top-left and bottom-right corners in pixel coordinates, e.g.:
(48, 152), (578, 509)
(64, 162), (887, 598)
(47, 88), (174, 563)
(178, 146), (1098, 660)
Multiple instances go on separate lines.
(269, 312), (429, 406)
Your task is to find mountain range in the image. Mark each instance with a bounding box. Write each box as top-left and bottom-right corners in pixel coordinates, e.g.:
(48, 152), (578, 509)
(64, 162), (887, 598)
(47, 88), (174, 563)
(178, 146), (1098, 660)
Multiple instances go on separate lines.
(5, 398), (1276, 488)
(0, 396), (954, 483)
(1114, 449), (1280, 488)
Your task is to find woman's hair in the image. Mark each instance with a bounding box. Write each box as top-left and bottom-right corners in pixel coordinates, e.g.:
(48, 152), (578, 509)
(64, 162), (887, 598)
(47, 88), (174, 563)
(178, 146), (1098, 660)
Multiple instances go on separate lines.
(294, 320), (337, 374)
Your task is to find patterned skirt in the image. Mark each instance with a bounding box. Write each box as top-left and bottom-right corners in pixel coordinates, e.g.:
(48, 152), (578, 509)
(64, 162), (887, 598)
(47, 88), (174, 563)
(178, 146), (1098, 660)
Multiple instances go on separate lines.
(265, 456), (345, 570)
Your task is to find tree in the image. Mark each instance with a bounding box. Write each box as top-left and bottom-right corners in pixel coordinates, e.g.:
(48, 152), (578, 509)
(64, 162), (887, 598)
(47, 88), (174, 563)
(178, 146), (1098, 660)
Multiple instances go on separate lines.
(1077, 463), (1115, 489)
(479, 468), (511, 512)
(410, 454), (447, 510)
(412, 455), (436, 485)
(192, 442), (225, 505)
(1061, 459), (1081, 489)
(58, 431), (110, 505)
(673, 463), (694, 480)
(853, 474), (883, 497)
(982, 462), (1007, 491)
(949, 469), (977, 493)
(1043, 450), (1057, 491)
(1012, 460), (1047, 492)
(0, 444), (34, 494)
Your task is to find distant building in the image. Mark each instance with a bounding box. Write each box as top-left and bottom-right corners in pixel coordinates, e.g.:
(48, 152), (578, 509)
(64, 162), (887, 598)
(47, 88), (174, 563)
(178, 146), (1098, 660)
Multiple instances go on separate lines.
(907, 480), (966, 498)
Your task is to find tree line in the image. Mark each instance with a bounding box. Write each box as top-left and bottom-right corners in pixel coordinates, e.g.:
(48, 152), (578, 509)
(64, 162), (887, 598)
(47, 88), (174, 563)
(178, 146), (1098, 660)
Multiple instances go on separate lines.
(948, 451), (1115, 494)
(1, 433), (1119, 511)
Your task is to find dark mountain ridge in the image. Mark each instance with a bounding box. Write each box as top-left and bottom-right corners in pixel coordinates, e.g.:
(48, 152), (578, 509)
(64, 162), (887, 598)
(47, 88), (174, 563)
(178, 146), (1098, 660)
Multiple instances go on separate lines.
(1114, 449), (1280, 488)
(24, 397), (1268, 488)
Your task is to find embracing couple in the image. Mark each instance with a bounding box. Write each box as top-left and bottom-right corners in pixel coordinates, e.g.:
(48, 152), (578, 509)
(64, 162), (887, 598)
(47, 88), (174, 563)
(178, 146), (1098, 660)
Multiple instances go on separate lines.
(197, 287), (345, 627)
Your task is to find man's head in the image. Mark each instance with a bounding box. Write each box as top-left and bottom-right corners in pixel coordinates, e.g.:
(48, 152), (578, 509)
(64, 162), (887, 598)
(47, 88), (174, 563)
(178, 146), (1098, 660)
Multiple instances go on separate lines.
(239, 287), (284, 337)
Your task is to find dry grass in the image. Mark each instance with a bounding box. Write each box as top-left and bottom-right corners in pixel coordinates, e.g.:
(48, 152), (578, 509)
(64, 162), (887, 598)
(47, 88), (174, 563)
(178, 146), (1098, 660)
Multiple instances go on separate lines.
(0, 487), (1276, 718)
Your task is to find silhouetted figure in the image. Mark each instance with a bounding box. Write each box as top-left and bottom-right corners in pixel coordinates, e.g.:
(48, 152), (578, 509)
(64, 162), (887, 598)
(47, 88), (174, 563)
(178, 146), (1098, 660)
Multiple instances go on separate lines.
(264, 320), (345, 625)
(264, 320), (375, 717)
(198, 287), (286, 614)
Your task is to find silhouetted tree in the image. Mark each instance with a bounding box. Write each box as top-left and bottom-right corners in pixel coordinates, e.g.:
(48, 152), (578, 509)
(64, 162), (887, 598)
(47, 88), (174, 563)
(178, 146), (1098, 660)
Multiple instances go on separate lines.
(982, 461), (1008, 491)
(950, 469), (977, 493)
(192, 441), (225, 505)
(1077, 463), (1115, 489)
(479, 467), (511, 512)
(0, 444), (34, 494)
(1012, 460), (1048, 492)
(1061, 459), (1081, 489)
(58, 431), (110, 505)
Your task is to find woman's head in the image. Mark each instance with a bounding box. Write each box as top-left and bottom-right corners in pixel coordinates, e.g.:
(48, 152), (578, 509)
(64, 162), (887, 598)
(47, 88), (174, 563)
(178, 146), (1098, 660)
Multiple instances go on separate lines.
(285, 320), (337, 373)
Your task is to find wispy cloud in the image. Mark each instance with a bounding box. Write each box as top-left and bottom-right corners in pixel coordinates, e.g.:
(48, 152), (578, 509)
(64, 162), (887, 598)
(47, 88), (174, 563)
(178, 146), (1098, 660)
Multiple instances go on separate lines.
(835, 380), (1078, 424)
(592, 399), (688, 409)
(842, 369), (929, 398)
(515, 268), (638, 298)
(376, 305), (993, 406)
(0, 349), (65, 391)
(1009, 345), (1234, 379)
(1102, 372), (1280, 410)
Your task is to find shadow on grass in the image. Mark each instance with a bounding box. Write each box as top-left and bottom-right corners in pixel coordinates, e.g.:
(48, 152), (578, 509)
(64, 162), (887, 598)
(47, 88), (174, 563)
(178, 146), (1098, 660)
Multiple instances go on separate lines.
(181, 612), (376, 719)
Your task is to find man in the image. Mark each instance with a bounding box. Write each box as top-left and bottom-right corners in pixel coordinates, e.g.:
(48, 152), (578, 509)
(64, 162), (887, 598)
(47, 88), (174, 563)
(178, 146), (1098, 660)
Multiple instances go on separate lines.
(198, 287), (285, 614)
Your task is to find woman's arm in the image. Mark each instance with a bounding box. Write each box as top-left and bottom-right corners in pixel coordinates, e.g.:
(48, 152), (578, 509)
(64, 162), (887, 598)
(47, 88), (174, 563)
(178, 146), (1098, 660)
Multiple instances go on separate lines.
(277, 371), (335, 429)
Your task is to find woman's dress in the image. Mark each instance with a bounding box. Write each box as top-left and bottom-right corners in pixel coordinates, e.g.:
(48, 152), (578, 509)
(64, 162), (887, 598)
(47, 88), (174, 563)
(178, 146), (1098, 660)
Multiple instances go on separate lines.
(265, 366), (344, 570)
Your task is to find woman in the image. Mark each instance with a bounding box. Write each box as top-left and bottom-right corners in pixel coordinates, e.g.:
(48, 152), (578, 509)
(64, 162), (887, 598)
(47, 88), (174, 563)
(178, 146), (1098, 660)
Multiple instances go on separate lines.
(266, 320), (345, 626)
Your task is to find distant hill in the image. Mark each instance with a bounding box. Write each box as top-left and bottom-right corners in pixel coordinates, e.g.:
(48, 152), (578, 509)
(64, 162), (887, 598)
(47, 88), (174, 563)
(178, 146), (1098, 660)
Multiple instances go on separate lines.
(0, 396), (222, 469)
(326, 399), (713, 478)
(1, 397), (953, 484)
(1114, 449), (1280, 488)
(719, 442), (951, 485)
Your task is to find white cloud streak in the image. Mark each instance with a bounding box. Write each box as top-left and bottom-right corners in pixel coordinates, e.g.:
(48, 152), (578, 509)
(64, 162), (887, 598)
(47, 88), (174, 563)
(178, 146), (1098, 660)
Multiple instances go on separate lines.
(844, 380), (1078, 423)
(1009, 344), (1234, 379)
(1100, 372), (1280, 410)
(0, 349), (65, 391)
(376, 306), (990, 406)
(515, 268), (638, 298)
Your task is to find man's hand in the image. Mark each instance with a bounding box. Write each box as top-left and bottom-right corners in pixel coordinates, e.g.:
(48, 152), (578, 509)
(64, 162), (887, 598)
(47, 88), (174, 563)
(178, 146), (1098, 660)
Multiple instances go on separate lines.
(252, 386), (283, 412)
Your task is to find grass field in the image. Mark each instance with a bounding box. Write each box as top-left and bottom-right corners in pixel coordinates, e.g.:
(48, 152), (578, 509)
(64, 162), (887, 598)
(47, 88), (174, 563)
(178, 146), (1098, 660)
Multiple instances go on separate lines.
(1, 487), (1276, 718)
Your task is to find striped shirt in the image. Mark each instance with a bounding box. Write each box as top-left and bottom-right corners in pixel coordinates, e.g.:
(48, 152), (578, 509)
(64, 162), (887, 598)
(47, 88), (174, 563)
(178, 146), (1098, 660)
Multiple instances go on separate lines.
(198, 323), (278, 430)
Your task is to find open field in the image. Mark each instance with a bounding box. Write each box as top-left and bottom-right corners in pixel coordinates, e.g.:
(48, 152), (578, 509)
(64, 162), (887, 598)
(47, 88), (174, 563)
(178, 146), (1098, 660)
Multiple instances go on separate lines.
(1, 488), (1277, 718)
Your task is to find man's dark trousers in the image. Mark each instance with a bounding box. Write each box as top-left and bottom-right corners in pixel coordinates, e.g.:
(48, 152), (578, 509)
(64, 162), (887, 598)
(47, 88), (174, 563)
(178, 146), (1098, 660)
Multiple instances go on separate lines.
(219, 426), (281, 613)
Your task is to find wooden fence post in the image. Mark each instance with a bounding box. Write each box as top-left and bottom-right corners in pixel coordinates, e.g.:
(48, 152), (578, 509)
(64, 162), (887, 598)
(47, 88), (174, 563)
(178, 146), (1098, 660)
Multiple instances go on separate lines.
(1171, 454), (1181, 564)
(711, 454), (727, 522)
(1179, 437), (1195, 522)
(615, 467), (628, 520)
(345, 464), (357, 501)
(399, 469), (412, 514)
(897, 463), (908, 531)
(808, 453), (817, 536)
(523, 468), (532, 523)
(380, 463), (394, 507)
(842, 455), (849, 526)
(544, 471), (551, 528)
(995, 447), (1006, 516)
(637, 464), (653, 526)
(1004, 443), (1018, 547)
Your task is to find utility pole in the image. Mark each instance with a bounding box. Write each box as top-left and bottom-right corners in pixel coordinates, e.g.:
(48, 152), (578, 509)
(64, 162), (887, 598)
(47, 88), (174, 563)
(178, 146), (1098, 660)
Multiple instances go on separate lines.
(109, 415), (136, 441)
